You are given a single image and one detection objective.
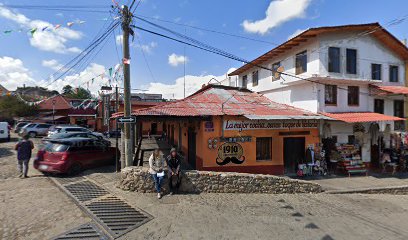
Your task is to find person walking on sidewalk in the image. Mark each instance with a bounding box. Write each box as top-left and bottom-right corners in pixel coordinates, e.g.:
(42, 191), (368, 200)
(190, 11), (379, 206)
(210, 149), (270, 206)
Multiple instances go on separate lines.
(14, 135), (34, 178)
(149, 149), (165, 199)
(167, 148), (181, 195)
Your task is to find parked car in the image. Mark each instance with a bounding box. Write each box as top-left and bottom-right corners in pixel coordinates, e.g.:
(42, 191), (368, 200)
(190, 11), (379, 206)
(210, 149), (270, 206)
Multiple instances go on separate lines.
(42, 132), (111, 146)
(48, 125), (103, 137)
(34, 138), (118, 175)
(103, 129), (121, 138)
(14, 122), (30, 133)
(19, 123), (53, 137)
(0, 122), (10, 142)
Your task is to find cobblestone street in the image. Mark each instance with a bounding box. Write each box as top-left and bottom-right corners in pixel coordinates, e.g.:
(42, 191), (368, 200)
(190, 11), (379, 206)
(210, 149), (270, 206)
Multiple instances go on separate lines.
(2, 136), (408, 239)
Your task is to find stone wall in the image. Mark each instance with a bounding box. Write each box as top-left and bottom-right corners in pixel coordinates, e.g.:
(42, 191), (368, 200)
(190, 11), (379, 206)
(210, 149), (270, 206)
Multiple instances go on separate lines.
(118, 167), (323, 194)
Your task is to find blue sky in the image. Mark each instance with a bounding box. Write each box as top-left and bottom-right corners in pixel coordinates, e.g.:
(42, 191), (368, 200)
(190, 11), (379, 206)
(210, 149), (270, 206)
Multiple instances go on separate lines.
(1, 0), (408, 98)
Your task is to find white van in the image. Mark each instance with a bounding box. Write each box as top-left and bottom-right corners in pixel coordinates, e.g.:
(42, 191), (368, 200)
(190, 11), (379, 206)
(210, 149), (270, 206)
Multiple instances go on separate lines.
(0, 122), (10, 142)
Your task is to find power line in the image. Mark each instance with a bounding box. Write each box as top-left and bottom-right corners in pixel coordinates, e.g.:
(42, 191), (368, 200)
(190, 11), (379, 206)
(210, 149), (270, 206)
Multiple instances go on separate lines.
(136, 35), (156, 83)
(134, 14), (280, 45)
(44, 21), (120, 88)
(132, 25), (408, 105)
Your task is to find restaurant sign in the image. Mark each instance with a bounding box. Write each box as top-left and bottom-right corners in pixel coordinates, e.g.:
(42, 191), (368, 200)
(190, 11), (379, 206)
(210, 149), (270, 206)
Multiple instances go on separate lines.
(224, 119), (319, 131)
(216, 142), (245, 165)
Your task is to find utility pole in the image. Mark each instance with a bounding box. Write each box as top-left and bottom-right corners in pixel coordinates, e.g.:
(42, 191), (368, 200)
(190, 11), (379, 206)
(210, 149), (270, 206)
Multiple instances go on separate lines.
(115, 85), (120, 172)
(122, 5), (133, 168)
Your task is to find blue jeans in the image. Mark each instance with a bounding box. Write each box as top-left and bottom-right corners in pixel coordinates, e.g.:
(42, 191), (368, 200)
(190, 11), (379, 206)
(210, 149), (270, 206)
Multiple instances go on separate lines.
(151, 173), (164, 193)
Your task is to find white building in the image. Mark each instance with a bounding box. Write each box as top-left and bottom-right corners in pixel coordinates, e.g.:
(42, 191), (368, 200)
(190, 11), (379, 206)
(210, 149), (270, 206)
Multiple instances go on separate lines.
(228, 23), (408, 165)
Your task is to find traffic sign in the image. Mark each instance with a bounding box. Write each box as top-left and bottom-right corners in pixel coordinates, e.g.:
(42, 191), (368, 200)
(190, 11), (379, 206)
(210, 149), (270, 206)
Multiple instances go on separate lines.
(117, 116), (136, 123)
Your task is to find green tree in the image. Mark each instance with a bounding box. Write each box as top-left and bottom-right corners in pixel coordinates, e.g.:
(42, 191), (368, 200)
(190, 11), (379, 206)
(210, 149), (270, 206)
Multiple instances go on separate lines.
(66, 87), (92, 99)
(0, 95), (39, 118)
(62, 85), (74, 95)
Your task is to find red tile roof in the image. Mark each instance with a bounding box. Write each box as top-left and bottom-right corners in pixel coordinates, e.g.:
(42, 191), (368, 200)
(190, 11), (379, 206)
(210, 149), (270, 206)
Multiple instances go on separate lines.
(321, 112), (405, 123)
(37, 95), (71, 110)
(371, 85), (408, 95)
(117, 85), (324, 118)
(229, 23), (408, 76)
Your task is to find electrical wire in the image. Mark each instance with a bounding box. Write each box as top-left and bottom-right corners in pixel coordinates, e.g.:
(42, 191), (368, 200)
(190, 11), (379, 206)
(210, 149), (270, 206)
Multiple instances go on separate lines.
(132, 25), (408, 105)
(136, 35), (156, 83)
(135, 14), (280, 45)
(44, 21), (120, 88)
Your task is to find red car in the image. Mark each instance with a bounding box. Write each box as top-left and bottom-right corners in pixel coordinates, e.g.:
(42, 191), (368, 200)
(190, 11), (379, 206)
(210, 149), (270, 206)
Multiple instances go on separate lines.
(34, 138), (119, 175)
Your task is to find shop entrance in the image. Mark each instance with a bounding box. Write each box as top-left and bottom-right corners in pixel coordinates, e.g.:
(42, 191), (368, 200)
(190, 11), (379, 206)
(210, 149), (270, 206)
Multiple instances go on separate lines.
(151, 122), (157, 135)
(187, 128), (196, 169)
(284, 137), (305, 174)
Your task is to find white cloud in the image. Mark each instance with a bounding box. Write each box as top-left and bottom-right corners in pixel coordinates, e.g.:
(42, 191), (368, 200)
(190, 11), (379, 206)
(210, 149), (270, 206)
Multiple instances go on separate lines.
(168, 53), (188, 67)
(0, 5), (82, 53)
(42, 63), (110, 94)
(0, 56), (110, 94)
(136, 41), (157, 54)
(0, 56), (36, 90)
(143, 68), (236, 99)
(116, 35), (123, 45)
(242, 0), (312, 35)
(42, 59), (64, 71)
(287, 28), (307, 40)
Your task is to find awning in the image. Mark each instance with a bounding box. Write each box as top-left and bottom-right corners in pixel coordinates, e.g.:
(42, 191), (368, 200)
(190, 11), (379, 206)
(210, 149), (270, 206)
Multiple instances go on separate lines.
(371, 85), (408, 95)
(321, 112), (405, 123)
(244, 115), (332, 120)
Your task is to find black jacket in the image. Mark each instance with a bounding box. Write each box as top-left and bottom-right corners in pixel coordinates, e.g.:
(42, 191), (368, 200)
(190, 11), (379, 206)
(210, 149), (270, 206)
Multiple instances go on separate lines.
(167, 155), (181, 173)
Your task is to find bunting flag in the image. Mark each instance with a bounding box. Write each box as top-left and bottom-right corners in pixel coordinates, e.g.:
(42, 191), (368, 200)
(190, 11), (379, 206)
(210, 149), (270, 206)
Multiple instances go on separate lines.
(42, 26), (49, 31)
(91, 78), (95, 84)
(30, 28), (37, 36)
(86, 82), (90, 90)
(67, 22), (74, 27)
(77, 20), (86, 24)
(108, 67), (113, 77)
(123, 58), (130, 65)
(4, 30), (12, 34)
(112, 0), (119, 6)
(55, 24), (61, 29)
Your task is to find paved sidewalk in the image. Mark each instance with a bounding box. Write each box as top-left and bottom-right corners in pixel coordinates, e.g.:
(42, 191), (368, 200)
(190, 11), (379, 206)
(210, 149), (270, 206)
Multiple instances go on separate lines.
(0, 136), (91, 240)
(309, 174), (408, 192)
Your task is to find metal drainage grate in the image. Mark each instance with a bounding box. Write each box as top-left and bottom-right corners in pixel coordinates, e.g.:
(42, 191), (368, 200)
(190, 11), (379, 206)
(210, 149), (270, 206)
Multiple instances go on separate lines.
(65, 181), (109, 202)
(86, 196), (151, 238)
(52, 223), (110, 240)
(55, 176), (85, 185)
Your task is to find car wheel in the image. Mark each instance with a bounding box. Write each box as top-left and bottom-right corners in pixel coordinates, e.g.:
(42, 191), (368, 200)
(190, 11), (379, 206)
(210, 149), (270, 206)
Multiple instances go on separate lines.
(29, 132), (37, 138)
(67, 163), (82, 176)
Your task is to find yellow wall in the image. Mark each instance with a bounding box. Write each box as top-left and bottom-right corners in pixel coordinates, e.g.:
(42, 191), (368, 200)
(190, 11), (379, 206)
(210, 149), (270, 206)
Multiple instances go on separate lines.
(164, 116), (320, 175)
(197, 116), (319, 168)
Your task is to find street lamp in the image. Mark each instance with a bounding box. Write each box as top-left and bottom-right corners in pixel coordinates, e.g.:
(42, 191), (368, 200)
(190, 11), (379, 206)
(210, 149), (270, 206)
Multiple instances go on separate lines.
(52, 99), (56, 125)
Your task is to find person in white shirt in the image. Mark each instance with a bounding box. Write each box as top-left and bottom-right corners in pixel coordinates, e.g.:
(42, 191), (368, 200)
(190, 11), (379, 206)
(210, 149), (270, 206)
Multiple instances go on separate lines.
(149, 149), (165, 199)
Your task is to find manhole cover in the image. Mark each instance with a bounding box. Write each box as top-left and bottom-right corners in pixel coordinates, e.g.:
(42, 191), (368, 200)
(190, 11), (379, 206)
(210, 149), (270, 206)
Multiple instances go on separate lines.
(65, 181), (109, 202)
(86, 196), (152, 238)
(52, 223), (110, 240)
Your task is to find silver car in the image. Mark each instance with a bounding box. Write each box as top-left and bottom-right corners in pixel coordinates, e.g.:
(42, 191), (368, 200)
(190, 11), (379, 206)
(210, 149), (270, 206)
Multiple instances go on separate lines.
(20, 123), (53, 137)
(48, 126), (103, 138)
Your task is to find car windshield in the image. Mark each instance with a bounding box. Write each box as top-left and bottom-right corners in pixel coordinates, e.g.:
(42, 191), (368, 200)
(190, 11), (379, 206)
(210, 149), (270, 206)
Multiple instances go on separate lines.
(26, 124), (36, 128)
(17, 123), (28, 127)
(49, 133), (72, 139)
(44, 143), (70, 152)
(66, 128), (87, 132)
